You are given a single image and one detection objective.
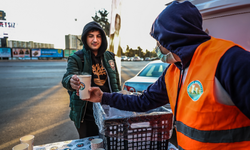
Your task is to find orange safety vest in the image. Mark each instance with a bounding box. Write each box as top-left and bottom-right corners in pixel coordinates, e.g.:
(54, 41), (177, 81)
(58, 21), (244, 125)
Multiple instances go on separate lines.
(165, 37), (250, 149)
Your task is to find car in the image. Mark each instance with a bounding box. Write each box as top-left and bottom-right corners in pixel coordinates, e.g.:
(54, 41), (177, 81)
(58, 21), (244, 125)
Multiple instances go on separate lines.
(121, 56), (128, 61)
(151, 57), (159, 61)
(133, 56), (141, 61)
(122, 60), (171, 109)
(145, 57), (151, 61)
(122, 60), (169, 92)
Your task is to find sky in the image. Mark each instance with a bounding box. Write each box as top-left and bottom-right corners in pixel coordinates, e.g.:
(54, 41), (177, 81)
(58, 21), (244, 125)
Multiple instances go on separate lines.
(0, 0), (173, 51)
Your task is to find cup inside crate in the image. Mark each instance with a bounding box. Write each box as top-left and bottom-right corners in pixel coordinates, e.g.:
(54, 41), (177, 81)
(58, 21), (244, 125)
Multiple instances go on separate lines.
(93, 103), (173, 150)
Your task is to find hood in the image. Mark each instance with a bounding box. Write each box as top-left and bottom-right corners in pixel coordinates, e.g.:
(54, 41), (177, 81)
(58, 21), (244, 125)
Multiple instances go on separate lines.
(150, 1), (211, 69)
(81, 21), (108, 57)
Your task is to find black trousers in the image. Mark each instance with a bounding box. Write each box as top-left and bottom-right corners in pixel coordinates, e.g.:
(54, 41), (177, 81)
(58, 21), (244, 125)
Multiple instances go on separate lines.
(75, 120), (99, 139)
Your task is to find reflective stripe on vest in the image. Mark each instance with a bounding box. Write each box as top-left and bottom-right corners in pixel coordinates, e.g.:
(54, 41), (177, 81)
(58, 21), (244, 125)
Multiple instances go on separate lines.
(176, 121), (250, 143)
(165, 37), (250, 149)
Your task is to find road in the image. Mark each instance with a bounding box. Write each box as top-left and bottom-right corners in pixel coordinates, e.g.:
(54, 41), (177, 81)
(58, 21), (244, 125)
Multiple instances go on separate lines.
(0, 60), (149, 150)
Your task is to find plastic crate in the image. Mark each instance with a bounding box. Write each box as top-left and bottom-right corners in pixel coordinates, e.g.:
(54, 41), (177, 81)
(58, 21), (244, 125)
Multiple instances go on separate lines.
(94, 104), (173, 150)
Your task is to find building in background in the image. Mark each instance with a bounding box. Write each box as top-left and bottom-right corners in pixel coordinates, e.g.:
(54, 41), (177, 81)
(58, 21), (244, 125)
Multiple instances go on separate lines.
(65, 34), (82, 50)
(64, 34), (82, 58)
(7, 40), (54, 49)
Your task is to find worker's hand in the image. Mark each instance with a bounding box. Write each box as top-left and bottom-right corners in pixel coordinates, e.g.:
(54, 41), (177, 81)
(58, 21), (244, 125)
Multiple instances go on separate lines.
(82, 87), (103, 102)
(70, 75), (80, 94)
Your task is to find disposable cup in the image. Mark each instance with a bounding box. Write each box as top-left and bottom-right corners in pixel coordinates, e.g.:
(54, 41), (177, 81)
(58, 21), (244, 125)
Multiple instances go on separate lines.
(91, 138), (103, 150)
(12, 143), (29, 150)
(77, 75), (91, 99)
(20, 135), (34, 150)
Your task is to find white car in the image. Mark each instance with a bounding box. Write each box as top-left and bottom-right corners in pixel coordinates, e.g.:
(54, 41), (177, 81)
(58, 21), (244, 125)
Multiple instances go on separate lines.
(145, 57), (151, 61)
(133, 56), (141, 61)
(122, 60), (169, 92)
(122, 60), (171, 109)
(121, 56), (128, 61)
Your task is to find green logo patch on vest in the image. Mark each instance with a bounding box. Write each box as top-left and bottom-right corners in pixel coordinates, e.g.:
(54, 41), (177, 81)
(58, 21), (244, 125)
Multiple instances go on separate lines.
(187, 80), (203, 101)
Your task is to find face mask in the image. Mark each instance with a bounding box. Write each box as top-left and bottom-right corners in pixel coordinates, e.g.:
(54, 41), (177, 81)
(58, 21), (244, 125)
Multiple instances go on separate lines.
(155, 45), (177, 63)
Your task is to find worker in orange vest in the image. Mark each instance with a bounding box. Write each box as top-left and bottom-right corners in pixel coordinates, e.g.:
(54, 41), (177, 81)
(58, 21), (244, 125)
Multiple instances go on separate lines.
(83, 1), (250, 149)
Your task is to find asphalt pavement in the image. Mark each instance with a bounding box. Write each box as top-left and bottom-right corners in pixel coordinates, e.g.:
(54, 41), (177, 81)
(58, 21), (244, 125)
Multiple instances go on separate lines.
(0, 60), (146, 150)
(0, 60), (177, 149)
(0, 60), (78, 150)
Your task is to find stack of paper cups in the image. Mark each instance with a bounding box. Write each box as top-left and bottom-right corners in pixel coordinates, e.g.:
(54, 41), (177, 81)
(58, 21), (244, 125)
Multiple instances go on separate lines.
(91, 138), (104, 150)
(20, 135), (34, 150)
(12, 143), (29, 150)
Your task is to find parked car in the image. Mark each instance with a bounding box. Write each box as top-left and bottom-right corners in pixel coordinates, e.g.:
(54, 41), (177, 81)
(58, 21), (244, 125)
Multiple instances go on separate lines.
(145, 57), (151, 61)
(151, 57), (159, 61)
(121, 56), (128, 61)
(122, 60), (169, 92)
(122, 60), (170, 109)
(133, 56), (141, 61)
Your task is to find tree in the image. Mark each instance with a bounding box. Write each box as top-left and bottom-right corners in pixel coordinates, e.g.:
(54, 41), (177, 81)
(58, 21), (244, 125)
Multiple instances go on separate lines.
(144, 49), (151, 57)
(92, 9), (110, 36)
(124, 45), (130, 56)
(76, 36), (83, 46)
(137, 46), (143, 58)
(125, 45), (130, 53)
(151, 50), (157, 57)
(126, 48), (135, 57)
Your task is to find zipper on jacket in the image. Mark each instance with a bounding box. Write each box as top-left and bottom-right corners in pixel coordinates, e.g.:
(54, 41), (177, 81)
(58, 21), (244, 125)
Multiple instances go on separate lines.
(81, 59), (112, 123)
(81, 101), (88, 123)
(101, 59), (113, 93)
(81, 56), (112, 123)
(173, 69), (184, 125)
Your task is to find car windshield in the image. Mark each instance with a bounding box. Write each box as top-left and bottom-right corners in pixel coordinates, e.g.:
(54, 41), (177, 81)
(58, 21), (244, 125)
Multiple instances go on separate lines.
(138, 63), (169, 77)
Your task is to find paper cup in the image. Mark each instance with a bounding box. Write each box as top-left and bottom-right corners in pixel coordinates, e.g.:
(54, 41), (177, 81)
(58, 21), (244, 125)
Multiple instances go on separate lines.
(20, 135), (34, 150)
(77, 75), (91, 99)
(12, 143), (29, 150)
(91, 138), (103, 150)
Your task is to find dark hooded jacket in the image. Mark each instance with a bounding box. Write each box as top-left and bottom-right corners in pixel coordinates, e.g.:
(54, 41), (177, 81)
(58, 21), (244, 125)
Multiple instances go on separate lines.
(100, 1), (250, 120)
(80, 21), (111, 92)
(62, 21), (120, 128)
